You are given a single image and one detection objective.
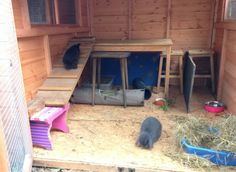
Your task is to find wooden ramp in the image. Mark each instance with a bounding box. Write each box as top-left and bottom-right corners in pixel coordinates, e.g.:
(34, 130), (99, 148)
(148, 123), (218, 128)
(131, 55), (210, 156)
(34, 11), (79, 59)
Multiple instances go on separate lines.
(36, 41), (94, 107)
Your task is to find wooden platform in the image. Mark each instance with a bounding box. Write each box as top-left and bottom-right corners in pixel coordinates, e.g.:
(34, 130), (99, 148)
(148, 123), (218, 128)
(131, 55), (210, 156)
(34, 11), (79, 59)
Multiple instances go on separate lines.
(32, 87), (225, 172)
(93, 39), (173, 98)
(36, 42), (93, 106)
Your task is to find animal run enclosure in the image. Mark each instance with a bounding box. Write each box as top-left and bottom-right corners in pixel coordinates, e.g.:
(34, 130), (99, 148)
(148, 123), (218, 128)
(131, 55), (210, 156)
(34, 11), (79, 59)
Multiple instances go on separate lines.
(1, 0), (236, 171)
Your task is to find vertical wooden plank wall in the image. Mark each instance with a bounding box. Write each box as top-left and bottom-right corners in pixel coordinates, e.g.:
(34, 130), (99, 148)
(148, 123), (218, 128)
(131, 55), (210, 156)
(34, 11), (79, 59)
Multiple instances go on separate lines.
(12, 0), (90, 101)
(170, 0), (213, 49)
(213, 0), (236, 114)
(49, 33), (76, 64)
(93, 0), (129, 39)
(216, 29), (236, 114)
(18, 37), (48, 101)
(92, 0), (214, 50)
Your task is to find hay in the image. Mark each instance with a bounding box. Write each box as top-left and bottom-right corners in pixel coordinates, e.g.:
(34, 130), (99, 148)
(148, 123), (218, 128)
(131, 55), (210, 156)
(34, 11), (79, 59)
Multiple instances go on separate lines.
(164, 115), (236, 169)
(176, 115), (236, 153)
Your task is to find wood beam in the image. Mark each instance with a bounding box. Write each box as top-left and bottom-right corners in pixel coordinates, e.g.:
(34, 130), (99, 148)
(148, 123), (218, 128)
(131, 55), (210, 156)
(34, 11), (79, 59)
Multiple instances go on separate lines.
(16, 26), (89, 38)
(221, 0), (227, 21)
(45, 0), (51, 24)
(216, 22), (236, 30)
(75, 0), (83, 26)
(19, 0), (31, 30)
(88, 0), (94, 36)
(211, 0), (219, 49)
(44, 35), (52, 75)
(86, 0), (91, 36)
(128, 0), (133, 40)
(166, 0), (171, 38)
(217, 29), (228, 100)
(54, 0), (60, 24)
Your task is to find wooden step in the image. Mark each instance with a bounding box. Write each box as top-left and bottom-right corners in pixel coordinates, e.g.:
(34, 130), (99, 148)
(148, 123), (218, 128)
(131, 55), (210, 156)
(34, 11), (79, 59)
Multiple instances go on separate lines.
(49, 67), (82, 79)
(39, 78), (78, 91)
(37, 90), (72, 107)
(53, 51), (90, 68)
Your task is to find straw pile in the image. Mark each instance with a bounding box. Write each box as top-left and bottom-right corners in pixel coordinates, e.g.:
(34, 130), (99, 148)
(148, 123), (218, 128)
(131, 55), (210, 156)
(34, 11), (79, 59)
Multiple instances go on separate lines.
(165, 115), (236, 169)
(176, 115), (236, 153)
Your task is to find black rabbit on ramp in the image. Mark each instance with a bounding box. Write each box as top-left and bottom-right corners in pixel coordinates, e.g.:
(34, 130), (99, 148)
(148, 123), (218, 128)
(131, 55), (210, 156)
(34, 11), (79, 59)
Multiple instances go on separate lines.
(136, 116), (162, 149)
(63, 44), (80, 70)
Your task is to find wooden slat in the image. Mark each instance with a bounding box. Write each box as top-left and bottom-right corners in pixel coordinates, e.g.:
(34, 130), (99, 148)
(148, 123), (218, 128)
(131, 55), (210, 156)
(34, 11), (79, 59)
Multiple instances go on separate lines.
(128, 0), (132, 39)
(49, 67), (82, 79)
(37, 90), (72, 106)
(166, 0), (171, 38)
(188, 49), (213, 55)
(75, 0), (83, 25)
(17, 26), (89, 38)
(54, 0), (60, 24)
(44, 35), (52, 75)
(217, 30), (227, 100)
(19, 0), (31, 30)
(39, 78), (78, 91)
(53, 52), (90, 67)
(92, 0), (214, 50)
(95, 39), (173, 46)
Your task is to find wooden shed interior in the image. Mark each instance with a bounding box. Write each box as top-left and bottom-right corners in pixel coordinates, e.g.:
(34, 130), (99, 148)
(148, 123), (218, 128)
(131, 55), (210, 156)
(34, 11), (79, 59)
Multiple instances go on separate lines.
(3, 0), (236, 171)
(12, 0), (236, 113)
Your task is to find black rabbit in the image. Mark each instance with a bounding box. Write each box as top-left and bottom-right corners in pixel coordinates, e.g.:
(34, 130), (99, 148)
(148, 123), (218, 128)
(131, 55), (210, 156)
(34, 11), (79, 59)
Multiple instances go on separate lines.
(136, 116), (162, 149)
(63, 44), (80, 70)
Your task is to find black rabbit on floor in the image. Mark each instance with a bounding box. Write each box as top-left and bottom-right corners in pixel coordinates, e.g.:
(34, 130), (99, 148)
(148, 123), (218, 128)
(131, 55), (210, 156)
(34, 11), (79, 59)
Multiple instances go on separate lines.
(63, 44), (80, 70)
(136, 116), (162, 149)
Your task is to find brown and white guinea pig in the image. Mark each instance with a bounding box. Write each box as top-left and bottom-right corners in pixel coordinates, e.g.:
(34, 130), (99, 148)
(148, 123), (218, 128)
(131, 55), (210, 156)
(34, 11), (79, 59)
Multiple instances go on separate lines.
(136, 116), (162, 149)
(63, 44), (80, 70)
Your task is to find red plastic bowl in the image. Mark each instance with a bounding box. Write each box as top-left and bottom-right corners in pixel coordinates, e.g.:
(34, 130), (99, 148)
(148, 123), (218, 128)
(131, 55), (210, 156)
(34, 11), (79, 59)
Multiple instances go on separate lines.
(204, 101), (225, 113)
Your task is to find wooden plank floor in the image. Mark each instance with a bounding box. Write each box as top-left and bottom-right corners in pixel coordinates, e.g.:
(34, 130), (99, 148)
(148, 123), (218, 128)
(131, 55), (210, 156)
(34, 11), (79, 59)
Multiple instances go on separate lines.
(33, 87), (223, 172)
(36, 43), (93, 106)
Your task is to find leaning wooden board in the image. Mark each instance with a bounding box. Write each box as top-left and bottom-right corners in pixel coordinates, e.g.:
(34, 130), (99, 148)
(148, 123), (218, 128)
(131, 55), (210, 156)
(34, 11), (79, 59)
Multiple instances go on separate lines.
(36, 42), (94, 106)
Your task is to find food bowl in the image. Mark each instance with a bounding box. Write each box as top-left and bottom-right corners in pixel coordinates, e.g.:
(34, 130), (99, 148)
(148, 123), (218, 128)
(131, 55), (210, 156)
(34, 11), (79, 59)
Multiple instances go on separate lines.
(204, 101), (225, 113)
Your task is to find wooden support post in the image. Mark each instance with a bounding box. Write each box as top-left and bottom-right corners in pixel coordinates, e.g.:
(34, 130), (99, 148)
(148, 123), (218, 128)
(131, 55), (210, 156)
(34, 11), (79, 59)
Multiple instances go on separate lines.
(179, 55), (183, 94)
(88, 0), (94, 36)
(97, 58), (101, 88)
(19, 0), (31, 30)
(165, 46), (171, 97)
(87, 0), (91, 35)
(54, 0), (60, 24)
(92, 58), (97, 106)
(45, 0), (51, 24)
(221, 0), (228, 21)
(210, 53), (215, 93)
(217, 29), (228, 100)
(166, 0), (171, 38)
(75, 0), (83, 26)
(209, 0), (215, 49)
(120, 59), (127, 108)
(211, 0), (219, 49)
(124, 58), (129, 88)
(44, 35), (52, 76)
(128, 0), (132, 40)
(157, 55), (164, 91)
